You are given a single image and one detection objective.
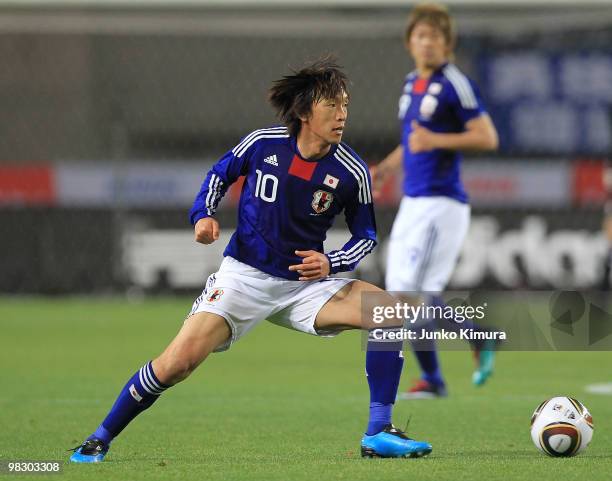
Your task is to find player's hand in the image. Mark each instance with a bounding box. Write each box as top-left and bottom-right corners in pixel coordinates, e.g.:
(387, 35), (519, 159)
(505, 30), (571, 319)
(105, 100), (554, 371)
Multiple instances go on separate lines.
(409, 120), (437, 153)
(194, 217), (220, 244)
(288, 250), (330, 281)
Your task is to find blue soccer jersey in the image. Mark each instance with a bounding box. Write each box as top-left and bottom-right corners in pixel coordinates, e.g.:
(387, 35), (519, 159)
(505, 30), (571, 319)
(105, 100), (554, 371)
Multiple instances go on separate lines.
(190, 126), (377, 280)
(398, 62), (487, 203)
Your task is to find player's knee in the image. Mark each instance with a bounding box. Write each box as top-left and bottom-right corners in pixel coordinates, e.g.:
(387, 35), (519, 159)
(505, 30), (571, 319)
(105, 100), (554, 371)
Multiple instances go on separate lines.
(170, 360), (198, 384)
(156, 355), (201, 385)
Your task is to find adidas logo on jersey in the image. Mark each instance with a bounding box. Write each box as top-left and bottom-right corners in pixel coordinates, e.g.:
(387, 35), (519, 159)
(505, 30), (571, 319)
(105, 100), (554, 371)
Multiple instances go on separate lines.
(264, 154), (278, 166)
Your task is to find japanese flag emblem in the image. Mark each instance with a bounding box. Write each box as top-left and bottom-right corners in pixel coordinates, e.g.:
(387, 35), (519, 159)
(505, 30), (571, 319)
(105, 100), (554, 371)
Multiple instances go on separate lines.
(312, 190), (334, 214)
(323, 174), (339, 189)
(129, 384), (143, 402)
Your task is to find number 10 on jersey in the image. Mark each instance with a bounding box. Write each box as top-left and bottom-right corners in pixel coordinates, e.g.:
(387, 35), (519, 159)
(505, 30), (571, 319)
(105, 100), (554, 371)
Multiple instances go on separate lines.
(255, 169), (278, 203)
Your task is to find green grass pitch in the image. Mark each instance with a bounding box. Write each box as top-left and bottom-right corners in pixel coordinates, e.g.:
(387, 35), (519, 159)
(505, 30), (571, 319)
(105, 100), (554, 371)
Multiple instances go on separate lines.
(1, 297), (611, 481)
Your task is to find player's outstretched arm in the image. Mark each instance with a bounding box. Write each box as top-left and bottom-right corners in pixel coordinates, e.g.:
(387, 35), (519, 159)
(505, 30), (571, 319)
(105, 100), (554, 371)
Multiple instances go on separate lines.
(194, 217), (220, 245)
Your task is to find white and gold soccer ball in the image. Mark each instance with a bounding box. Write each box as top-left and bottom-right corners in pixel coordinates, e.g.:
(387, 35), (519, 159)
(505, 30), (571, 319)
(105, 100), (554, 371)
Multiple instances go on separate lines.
(530, 396), (594, 457)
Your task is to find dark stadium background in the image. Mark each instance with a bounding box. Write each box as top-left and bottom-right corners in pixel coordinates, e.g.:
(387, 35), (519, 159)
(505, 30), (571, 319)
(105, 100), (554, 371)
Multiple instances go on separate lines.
(2, 5), (612, 481)
(1, 0), (611, 294)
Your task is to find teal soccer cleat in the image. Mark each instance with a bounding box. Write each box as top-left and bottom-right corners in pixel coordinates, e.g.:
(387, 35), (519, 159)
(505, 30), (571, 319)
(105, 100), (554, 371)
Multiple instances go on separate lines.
(69, 439), (109, 463)
(472, 339), (499, 386)
(361, 424), (432, 458)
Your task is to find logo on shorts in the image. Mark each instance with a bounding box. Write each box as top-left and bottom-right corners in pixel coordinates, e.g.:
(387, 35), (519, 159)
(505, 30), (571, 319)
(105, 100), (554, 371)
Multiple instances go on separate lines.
(311, 190), (334, 214)
(206, 288), (224, 302)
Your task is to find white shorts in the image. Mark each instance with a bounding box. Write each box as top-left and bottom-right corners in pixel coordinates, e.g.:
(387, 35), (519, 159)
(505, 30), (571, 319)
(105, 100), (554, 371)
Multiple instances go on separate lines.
(385, 196), (470, 293)
(188, 256), (354, 352)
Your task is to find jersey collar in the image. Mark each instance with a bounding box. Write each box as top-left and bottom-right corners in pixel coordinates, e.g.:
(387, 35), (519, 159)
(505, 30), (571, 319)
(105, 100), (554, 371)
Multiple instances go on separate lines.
(290, 136), (339, 163)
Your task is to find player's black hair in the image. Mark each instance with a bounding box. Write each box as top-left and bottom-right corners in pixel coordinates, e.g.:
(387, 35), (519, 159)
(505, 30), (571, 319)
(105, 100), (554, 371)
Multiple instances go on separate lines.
(268, 57), (349, 137)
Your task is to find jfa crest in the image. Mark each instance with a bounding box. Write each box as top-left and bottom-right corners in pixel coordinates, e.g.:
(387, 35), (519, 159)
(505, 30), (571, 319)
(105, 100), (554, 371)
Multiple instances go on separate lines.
(311, 190), (334, 214)
(206, 288), (224, 302)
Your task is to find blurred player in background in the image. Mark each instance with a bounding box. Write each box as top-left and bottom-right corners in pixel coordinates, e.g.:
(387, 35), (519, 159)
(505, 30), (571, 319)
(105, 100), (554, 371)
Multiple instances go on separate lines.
(69, 59), (432, 463)
(602, 159), (612, 290)
(371, 3), (499, 398)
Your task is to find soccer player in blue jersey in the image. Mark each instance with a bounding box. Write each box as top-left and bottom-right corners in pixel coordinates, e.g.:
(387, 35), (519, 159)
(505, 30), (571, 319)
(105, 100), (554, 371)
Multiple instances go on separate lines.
(69, 59), (431, 462)
(371, 3), (499, 398)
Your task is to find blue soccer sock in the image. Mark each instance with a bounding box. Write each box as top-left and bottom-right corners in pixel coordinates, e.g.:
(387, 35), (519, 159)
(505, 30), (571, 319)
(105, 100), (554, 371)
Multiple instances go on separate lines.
(412, 348), (444, 387)
(365, 333), (404, 436)
(410, 297), (444, 387)
(87, 361), (169, 445)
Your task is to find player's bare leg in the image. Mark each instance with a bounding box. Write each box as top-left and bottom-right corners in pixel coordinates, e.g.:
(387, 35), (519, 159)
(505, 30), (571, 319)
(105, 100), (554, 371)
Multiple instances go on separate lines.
(153, 312), (231, 385)
(315, 280), (432, 458)
(314, 280), (391, 332)
(70, 312), (230, 463)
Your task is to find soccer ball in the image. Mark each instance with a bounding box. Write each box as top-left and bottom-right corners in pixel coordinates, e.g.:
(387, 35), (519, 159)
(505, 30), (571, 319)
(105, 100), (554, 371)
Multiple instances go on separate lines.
(530, 396), (594, 457)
